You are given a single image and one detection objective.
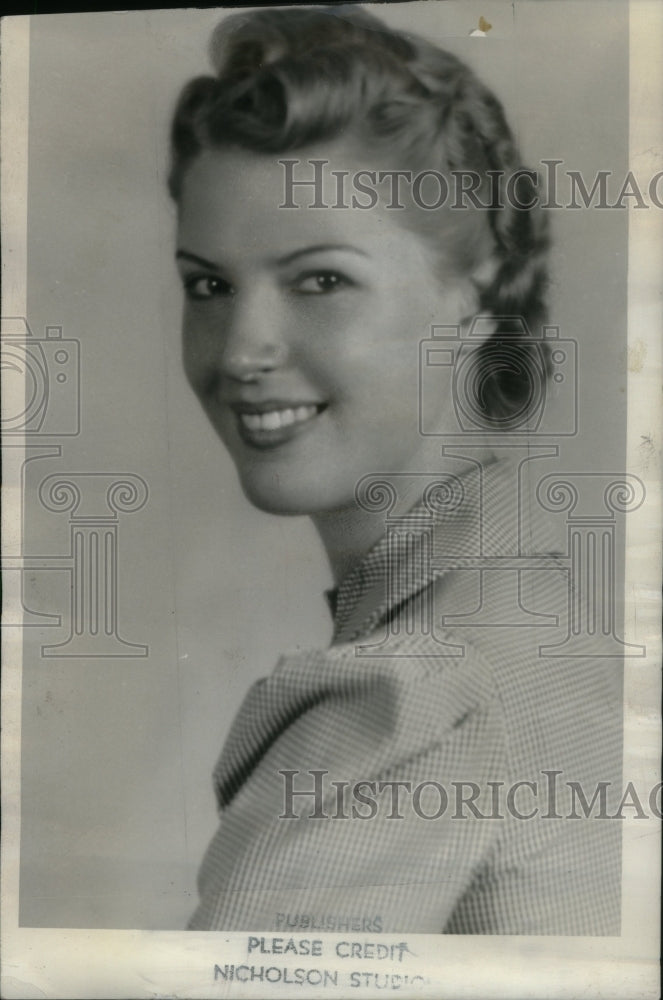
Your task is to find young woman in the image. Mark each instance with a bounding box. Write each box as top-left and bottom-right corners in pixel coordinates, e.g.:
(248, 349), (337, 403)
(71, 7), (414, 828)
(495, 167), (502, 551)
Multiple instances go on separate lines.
(169, 6), (621, 934)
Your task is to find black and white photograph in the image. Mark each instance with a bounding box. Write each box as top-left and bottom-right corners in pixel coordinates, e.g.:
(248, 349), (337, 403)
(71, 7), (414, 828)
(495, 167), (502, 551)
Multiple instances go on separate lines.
(1, 2), (661, 997)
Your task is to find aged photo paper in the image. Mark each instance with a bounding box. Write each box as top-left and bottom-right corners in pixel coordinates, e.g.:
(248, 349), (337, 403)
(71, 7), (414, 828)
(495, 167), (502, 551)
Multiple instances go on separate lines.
(1, 2), (661, 997)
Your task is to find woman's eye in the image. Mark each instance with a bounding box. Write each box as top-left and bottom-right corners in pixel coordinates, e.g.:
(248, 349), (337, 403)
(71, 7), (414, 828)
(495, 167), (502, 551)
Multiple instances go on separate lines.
(183, 275), (234, 300)
(294, 271), (350, 295)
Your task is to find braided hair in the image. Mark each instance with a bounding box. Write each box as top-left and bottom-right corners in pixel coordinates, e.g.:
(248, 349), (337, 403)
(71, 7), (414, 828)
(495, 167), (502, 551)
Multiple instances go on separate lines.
(169, 6), (551, 424)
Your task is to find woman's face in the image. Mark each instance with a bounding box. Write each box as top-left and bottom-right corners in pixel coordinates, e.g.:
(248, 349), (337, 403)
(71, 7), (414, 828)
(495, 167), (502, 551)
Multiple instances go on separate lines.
(176, 142), (480, 515)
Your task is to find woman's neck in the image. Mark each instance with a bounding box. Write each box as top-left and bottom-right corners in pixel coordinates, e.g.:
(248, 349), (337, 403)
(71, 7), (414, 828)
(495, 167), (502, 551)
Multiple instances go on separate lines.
(311, 504), (385, 587)
(310, 472), (445, 586)
(310, 449), (495, 587)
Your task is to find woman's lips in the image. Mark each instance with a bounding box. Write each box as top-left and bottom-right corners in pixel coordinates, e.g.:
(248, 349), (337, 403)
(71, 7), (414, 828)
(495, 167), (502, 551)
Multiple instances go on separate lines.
(230, 401), (327, 449)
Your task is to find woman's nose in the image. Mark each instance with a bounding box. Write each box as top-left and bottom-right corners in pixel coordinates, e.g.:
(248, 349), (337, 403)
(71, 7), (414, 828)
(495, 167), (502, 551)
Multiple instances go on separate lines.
(216, 290), (287, 382)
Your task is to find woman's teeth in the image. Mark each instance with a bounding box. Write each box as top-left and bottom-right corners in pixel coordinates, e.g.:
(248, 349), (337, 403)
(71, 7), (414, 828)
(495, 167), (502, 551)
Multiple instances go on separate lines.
(239, 405), (318, 431)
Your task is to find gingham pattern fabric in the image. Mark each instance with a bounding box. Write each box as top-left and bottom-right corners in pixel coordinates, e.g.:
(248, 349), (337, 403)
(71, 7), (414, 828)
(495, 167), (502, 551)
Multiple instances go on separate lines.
(189, 459), (622, 934)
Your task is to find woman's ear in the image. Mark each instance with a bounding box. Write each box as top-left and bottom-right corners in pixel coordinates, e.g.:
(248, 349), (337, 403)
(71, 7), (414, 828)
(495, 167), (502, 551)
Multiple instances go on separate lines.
(457, 254), (500, 341)
(471, 254), (500, 291)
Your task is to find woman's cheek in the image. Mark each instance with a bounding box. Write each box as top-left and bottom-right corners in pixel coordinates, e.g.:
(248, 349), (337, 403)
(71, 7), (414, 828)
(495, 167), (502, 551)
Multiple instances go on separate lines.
(181, 337), (204, 392)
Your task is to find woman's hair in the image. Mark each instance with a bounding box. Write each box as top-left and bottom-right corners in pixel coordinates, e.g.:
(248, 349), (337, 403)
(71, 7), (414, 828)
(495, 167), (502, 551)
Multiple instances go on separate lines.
(169, 5), (551, 425)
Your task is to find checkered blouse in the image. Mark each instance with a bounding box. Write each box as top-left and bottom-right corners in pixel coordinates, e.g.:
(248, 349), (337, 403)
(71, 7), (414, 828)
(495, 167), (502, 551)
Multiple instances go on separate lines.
(188, 459), (622, 934)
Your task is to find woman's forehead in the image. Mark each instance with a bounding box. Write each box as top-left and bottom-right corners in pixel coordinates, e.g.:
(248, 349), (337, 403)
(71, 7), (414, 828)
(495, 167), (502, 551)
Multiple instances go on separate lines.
(178, 146), (414, 255)
(176, 143), (486, 270)
(179, 139), (394, 207)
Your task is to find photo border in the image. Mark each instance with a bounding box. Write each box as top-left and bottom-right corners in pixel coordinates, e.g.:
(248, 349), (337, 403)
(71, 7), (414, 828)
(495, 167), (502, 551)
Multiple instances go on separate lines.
(1, 3), (660, 997)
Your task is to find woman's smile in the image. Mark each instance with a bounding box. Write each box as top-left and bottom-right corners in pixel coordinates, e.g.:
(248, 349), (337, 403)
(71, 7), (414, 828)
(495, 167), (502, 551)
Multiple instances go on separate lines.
(231, 400), (328, 449)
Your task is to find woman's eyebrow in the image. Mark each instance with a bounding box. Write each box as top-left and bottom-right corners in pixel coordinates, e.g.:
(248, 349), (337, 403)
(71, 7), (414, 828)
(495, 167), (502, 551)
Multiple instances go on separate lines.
(276, 244), (368, 266)
(176, 244), (369, 270)
(176, 249), (221, 269)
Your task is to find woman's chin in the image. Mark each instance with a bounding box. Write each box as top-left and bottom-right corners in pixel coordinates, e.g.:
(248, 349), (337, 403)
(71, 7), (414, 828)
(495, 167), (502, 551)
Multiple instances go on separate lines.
(238, 474), (330, 518)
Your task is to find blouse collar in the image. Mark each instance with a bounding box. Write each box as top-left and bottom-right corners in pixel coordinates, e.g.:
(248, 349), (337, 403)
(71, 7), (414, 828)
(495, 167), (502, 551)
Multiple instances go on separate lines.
(327, 461), (492, 646)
